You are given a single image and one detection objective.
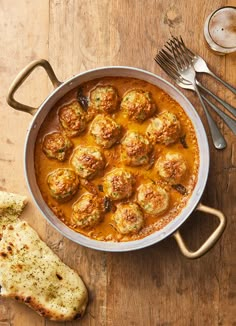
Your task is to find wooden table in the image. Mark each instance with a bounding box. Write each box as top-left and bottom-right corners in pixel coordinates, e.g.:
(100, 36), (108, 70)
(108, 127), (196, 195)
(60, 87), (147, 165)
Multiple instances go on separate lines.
(0, 1), (235, 325)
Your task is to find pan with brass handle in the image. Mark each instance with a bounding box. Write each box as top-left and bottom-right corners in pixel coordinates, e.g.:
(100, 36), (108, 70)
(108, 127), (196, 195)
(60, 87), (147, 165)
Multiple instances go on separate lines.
(173, 203), (226, 259)
(7, 59), (61, 115)
(7, 60), (225, 255)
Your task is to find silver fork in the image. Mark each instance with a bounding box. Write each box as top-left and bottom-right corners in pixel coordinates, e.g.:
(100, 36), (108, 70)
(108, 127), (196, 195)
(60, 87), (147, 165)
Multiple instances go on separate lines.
(168, 37), (227, 150)
(174, 37), (236, 95)
(154, 53), (236, 135)
(163, 44), (236, 118)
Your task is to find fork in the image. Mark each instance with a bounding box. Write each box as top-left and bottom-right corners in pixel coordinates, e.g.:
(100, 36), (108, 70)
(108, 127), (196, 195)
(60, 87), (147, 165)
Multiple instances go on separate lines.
(174, 36), (236, 95)
(163, 45), (236, 118)
(154, 54), (236, 135)
(167, 37), (227, 150)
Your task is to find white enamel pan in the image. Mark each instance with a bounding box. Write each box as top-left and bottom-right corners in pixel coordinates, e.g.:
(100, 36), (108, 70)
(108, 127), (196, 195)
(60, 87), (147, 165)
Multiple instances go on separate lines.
(7, 60), (226, 258)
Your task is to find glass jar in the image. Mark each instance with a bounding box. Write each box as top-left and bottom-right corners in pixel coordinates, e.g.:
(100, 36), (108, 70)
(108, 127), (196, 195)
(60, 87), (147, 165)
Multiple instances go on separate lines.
(204, 6), (236, 55)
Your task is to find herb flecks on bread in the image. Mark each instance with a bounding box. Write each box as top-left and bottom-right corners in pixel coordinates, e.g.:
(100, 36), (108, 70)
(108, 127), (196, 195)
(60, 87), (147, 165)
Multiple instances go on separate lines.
(0, 191), (27, 233)
(0, 191), (88, 321)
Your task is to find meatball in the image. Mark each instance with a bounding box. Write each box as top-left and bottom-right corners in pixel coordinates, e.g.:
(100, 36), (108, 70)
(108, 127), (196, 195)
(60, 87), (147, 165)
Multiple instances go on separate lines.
(113, 203), (144, 235)
(70, 146), (105, 179)
(42, 132), (73, 161)
(103, 168), (135, 200)
(146, 111), (181, 145)
(72, 193), (104, 228)
(137, 183), (169, 215)
(121, 131), (152, 166)
(90, 114), (122, 148)
(156, 152), (187, 183)
(121, 89), (156, 122)
(89, 85), (119, 114)
(47, 168), (79, 201)
(59, 100), (87, 137)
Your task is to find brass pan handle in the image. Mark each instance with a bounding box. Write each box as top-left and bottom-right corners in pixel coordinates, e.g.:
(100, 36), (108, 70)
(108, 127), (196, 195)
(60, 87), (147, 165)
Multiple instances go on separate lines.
(7, 59), (61, 115)
(173, 203), (226, 259)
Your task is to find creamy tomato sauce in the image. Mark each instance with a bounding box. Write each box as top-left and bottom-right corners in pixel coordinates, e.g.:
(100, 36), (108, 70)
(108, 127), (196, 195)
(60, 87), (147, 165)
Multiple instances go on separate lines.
(34, 77), (199, 242)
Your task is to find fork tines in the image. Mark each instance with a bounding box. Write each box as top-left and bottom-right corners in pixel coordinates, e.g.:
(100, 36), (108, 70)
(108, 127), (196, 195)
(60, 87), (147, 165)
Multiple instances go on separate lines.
(155, 36), (193, 70)
(168, 37), (192, 68)
(154, 51), (180, 81)
(155, 35), (197, 81)
(164, 35), (195, 63)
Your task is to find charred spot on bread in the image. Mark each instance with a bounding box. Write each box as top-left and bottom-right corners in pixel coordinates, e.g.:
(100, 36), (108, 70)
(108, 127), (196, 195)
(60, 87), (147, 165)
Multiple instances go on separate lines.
(25, 296), (31, 303)
(0, 252), (7, 258)
(56, 273), (63, 280)
(7, 245), (12, 252)
(74, 312), (82, 320)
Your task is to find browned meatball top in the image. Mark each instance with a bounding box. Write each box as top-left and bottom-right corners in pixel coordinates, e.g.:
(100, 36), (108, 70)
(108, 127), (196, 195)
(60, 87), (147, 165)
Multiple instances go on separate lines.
(70, 146), (105, 179)
(89, 85), (120, 114)
(90, 114), (122, 148)
(121, 89), (156, 122)
(59, 101), (87, 137)
(42, 132), (73, 161)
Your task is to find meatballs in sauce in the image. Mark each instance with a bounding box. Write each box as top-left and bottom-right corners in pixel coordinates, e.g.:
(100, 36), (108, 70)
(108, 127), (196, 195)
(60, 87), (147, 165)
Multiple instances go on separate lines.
(72, 193), (104, 229)
(47, 168), (79, 202)
(89, 85), (120, 114)
(112, 203), (144, 235)
(121, 89), (156, 122)
(35, 76), (199, 242)
(90, 114), (122, 149)
(146, 111), (181, 145)
(70, 146), (105, 179)
(103, 168), (135, 201)
(42, 132), (73, 161)
(121, 131), (152, 166)
(155, 152), (187, 183)
(59, 101), (87, 137)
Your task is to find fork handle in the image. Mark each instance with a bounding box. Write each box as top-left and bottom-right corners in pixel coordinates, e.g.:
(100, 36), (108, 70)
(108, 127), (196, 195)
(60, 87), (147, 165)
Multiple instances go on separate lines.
(194, 84), (227, 149)
(202, 95), (236, 135)
(204, 69), (236, 95)
(197, 82), (236, 118)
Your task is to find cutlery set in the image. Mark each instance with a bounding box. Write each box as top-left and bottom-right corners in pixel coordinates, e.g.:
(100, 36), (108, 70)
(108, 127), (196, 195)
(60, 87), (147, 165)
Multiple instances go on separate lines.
(155, 36), (236, 150)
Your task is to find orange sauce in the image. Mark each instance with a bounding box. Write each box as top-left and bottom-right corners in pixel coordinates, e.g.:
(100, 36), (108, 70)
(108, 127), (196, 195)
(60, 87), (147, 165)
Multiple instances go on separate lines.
(34, 77), (199, 242)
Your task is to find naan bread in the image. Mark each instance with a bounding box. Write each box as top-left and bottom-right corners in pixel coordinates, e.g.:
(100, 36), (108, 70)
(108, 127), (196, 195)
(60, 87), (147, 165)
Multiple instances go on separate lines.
(0, 191), (27, 216)
(0, 191), (27, 233)
(0, 192), (88, 321)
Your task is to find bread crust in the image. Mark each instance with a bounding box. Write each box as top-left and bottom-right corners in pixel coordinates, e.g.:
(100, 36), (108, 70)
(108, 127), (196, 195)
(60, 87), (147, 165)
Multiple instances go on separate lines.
(0, 192), (88, 321)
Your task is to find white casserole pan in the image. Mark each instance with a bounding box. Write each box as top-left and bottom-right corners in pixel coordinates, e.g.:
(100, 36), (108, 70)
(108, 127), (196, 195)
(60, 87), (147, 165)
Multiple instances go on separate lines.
(7, 60), (226, 258)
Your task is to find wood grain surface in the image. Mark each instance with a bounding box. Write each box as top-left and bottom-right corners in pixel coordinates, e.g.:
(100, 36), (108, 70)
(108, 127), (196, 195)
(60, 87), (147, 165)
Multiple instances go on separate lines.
(0, 0), (235, 325)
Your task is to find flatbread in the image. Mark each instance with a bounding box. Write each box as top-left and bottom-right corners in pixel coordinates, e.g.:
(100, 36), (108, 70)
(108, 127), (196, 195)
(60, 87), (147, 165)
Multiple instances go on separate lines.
(0, 191), (27, 233)
(0, 192), (88, 321)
